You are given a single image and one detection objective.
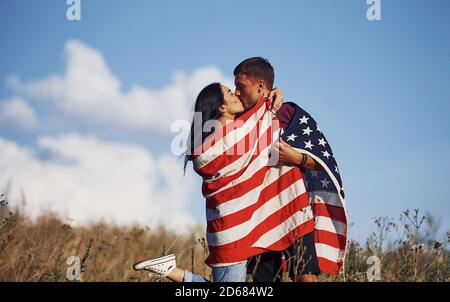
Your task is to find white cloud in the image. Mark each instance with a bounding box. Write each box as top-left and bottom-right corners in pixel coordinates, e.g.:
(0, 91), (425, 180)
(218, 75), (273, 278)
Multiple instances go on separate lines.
(0, 134), (197, 232)
(8, 39), (233, 134)
(0, 97), (37, 128)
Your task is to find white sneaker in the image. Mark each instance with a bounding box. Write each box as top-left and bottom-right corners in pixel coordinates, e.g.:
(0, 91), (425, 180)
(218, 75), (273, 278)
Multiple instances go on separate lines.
(133, 254), (176, 277)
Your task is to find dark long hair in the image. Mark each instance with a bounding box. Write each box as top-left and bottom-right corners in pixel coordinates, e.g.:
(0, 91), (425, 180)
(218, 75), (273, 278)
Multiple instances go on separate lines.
(184, 82), (224, 174)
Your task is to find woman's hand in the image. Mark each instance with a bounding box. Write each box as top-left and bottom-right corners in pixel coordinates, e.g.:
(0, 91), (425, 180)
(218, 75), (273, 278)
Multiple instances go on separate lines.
(268, 87), (284, 112)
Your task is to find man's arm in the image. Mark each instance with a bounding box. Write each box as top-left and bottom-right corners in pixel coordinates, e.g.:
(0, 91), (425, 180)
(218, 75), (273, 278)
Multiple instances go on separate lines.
(276, 139), (325, 171)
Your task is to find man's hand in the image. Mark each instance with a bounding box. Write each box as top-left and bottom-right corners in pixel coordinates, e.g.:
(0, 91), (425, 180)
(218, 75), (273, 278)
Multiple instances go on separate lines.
(275, 138), (302, 166)
(267, 87), (284, 112)
(275, 138), (324, 170)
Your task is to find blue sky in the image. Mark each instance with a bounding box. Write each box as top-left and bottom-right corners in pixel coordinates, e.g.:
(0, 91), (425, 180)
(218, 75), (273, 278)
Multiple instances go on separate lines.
(0, 0), (449, 243)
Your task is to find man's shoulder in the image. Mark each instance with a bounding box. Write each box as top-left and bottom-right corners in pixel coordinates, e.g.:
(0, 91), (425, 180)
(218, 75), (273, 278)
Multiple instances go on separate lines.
(279, 101), (302, 115)
(280, 101), (297, 110)
(277, 102), (298, 130)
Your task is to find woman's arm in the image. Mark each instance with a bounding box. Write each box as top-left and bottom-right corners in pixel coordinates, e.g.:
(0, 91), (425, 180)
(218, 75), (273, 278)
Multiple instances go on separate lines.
(267, 87), (284, 112)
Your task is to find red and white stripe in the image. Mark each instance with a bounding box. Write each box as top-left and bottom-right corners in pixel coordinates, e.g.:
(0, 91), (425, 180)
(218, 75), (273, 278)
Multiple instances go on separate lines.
(310, 191), (347, 275)
(193, 100), (314, 267)
(297, 150), (348, 276)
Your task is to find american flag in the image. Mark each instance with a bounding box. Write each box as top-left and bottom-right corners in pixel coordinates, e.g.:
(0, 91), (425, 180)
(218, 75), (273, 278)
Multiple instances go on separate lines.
(281, 102), (347, 275)
(191, 99), (346, 275)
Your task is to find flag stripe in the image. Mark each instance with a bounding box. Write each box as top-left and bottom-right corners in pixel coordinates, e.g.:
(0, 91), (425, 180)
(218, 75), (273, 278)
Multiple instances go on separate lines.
(208, 196), (310, 250)
(206, 219), (316, 265)
(206, 166), (268, 210)
(206, 166), (299, 219)
(314, 229), (347, 249)
(314, 216), (347, 237)
(317, 257), (341, 275)
(251, 206), (314, 247)
(193, 101), (268, 165)
(206, 177), (308, 246)
(197, 110), (275, 177)
(312, 203), (347, 223)
(207, 167), (304, 230)
(309, 191), (343, 208)
(202, 152), (269, 196)
(315, 243), (343, 263)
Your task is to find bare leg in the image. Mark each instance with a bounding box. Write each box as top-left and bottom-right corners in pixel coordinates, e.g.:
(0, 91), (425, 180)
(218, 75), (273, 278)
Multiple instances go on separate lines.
(165, 267), (186, 282)
(295, 273), (318, 282)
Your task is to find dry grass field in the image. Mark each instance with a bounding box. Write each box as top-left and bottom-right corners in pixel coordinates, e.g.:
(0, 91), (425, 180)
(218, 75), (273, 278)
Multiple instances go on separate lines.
(0, 194), (448, 282)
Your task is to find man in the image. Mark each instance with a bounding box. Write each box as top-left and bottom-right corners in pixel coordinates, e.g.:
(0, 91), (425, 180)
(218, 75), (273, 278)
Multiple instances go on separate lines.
(135, 58), (347, 283)
(233, 57), (323, 282)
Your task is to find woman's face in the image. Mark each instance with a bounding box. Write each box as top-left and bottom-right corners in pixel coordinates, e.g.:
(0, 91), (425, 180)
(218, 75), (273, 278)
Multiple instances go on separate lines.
(220, 85), (244, 115)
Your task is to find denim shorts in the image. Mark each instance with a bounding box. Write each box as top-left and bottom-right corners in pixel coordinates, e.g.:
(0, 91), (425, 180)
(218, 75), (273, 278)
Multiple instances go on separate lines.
(183, 261), (247, 282)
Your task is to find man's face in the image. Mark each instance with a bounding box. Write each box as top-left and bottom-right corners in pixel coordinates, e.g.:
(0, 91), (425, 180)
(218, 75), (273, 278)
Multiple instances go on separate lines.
(234, 74), (262, 111)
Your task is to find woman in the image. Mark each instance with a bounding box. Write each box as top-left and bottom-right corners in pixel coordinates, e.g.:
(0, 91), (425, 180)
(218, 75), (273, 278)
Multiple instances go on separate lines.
(134, 82), (286, 282)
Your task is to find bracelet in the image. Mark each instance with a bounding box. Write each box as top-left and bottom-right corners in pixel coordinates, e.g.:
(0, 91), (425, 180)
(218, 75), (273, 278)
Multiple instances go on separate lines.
(300, 153), (308, 166)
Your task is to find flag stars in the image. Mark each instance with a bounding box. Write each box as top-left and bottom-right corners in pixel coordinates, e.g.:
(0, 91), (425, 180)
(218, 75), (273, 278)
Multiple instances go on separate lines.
(320, 178), (330, 189)
(304, 140), (314, 150)
(310, 171), (319, 178)
(321, 150), (331, 159)
(299, 115), (309, 125)
(286, 133), (298, 142)
(302, 126), (313, 136)
(318, 138), (327, 147)
(316, 124), (321, 133)
(335, 165), (340, 174)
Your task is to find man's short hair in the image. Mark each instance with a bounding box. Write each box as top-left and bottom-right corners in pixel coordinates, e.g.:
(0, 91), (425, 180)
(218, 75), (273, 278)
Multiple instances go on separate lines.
(233, 57), (274, 90)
